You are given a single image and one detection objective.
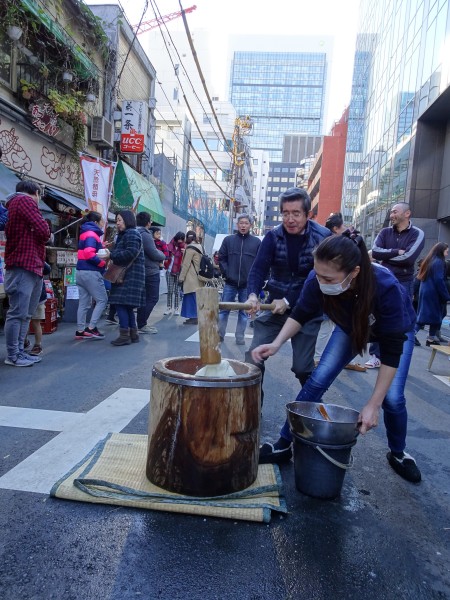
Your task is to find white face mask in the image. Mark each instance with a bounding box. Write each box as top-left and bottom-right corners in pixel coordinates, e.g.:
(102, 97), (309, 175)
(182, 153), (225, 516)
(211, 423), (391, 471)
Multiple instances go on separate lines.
(317, 271), (353, 296)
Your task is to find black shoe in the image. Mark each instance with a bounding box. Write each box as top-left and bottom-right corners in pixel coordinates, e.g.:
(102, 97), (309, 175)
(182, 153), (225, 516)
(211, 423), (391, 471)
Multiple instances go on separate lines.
(236, 338), (245, 345)
(387, 451), (421, 483)
(183, 318), (198, 325)
(259, 442), (292, 464)
(414, 336), (421, 347)
(425, 339), (439, 347)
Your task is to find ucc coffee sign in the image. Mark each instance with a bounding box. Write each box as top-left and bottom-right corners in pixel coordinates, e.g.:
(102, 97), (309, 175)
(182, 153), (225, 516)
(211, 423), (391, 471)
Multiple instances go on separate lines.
(120, 100), (147, 154)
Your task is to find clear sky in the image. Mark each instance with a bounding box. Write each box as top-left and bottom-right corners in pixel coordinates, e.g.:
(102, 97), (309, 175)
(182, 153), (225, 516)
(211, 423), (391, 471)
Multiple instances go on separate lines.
(88, 0), (361, 131)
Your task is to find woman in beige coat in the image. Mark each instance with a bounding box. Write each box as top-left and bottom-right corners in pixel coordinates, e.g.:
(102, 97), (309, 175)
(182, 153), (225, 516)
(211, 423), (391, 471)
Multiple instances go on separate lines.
(179, 231), (205, 324)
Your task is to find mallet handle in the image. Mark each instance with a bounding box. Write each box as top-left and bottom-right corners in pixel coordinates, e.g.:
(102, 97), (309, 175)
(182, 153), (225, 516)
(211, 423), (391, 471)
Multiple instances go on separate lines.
(218, 302), (276, 311)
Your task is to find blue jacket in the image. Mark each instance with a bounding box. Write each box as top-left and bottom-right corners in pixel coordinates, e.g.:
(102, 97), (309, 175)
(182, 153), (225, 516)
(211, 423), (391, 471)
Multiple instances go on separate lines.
(291, 264), (416, 368)
(372, 222), (425, 283)
(247, 220), (331, 307)
(417, 258), (450, 325)
(0, 203), (7, 231)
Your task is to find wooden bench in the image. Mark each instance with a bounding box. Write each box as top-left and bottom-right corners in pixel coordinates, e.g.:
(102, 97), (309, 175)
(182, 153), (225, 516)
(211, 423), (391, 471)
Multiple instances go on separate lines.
(427, 344), (450, 373)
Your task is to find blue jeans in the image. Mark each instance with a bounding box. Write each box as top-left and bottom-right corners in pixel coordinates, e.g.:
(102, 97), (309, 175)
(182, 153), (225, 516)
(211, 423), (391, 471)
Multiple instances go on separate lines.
(280, 325), (414, 454)
(137, 273), (160, 329)
(4, 268), (42, 359)
(219, 284), (248, 340)
(116, 305), (137, 329)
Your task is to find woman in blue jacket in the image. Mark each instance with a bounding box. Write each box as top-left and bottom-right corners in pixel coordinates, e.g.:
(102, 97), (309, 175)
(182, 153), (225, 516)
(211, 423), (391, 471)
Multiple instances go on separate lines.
(414, 242), (450, 346)
(252, 231), (421, 483)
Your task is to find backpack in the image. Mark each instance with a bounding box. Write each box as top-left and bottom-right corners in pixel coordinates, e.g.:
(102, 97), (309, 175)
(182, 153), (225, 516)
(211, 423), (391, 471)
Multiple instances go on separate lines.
(191, 247), (214, 280)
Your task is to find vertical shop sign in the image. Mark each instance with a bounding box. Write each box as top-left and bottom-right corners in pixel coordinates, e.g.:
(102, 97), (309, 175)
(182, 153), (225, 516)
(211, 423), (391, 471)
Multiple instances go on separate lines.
(120, 101), (147, 153)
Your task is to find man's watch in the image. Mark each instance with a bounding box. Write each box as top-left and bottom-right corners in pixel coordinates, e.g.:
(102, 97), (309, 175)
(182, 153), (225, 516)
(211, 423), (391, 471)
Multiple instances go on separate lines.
(282, 297), (290, 308)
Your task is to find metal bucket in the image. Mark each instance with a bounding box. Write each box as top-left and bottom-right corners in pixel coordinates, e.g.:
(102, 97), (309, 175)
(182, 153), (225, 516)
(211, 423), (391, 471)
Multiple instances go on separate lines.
(146, 357), (261, 496)
(292, 433), (356, 499)
(286, 401), (360, 445)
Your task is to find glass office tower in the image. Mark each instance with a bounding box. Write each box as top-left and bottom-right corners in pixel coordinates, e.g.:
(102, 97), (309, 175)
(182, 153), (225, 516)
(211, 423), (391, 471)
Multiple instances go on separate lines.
(343, 0), (450, 248)
(230, 50), (328, 161)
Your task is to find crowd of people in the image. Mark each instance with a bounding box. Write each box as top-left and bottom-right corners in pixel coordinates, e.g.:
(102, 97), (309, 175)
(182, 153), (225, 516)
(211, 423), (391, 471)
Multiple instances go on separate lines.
(1, 181), (449, 485)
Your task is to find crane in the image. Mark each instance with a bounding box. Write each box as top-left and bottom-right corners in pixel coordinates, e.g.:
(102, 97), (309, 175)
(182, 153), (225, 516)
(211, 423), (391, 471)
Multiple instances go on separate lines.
(132, 5), (197, 35)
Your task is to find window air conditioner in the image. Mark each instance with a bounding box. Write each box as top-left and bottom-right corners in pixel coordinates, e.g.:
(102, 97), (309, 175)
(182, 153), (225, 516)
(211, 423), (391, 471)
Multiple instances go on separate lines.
(90, 116), (114, 148)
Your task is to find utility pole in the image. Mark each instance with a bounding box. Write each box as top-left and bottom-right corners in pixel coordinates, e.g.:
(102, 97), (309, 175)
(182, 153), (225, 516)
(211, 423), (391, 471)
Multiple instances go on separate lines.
(229, 115), (253, 233)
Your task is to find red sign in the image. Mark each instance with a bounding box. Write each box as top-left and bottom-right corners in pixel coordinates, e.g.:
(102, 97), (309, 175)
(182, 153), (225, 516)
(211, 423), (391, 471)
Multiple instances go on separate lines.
(120, 131), (145, 153)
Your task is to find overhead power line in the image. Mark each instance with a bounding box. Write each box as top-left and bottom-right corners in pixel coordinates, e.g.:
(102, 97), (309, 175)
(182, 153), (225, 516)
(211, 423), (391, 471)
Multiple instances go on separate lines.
(150, 0), (231, 156)
(148, 0), (230, 176)
(178, 0), (233, 153)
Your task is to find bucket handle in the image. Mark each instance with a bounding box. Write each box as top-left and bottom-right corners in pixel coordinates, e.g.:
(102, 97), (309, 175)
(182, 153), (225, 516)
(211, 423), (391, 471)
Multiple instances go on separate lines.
(315, 445), (354, 470)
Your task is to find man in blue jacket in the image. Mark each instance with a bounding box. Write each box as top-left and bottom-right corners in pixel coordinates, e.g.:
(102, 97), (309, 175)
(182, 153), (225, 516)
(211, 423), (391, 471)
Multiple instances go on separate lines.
(244, 187), (331, 463)
(218, 214), (261, 345)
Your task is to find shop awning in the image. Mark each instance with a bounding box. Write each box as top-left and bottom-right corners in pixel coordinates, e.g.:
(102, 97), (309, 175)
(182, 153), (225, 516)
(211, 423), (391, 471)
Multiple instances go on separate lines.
(0, 163), (20, 200)
(45, 187), (87, 212)
(113, 161), (166, 226)
(45, 186), (115, 221)
(0, 164), (53, 212)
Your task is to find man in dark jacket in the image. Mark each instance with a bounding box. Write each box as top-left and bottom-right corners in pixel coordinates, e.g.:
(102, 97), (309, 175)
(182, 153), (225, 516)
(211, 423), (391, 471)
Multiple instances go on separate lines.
(4, 180), (51, 367)
(218, 214), (261, 345)
(366, 202), (425, 365)
(136, 212), (165, 334)
(244, 187), (331, 463)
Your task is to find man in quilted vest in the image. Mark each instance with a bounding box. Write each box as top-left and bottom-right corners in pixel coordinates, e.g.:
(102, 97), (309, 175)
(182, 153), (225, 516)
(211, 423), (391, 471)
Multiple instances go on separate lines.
(245, 187), (331, 463)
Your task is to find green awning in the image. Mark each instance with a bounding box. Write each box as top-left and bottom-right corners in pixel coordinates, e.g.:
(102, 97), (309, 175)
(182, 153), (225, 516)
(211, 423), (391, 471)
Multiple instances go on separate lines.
(21, 0), (99, 79)
(113, 161), (166, 226)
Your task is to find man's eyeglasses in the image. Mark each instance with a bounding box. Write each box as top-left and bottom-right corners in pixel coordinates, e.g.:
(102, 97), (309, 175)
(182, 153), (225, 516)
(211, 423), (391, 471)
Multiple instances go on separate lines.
(281, 211), (305, 219)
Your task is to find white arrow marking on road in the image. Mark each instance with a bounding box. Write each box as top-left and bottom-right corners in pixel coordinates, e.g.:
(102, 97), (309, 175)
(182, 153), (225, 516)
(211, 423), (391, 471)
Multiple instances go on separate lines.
(0, 388), (149, 495)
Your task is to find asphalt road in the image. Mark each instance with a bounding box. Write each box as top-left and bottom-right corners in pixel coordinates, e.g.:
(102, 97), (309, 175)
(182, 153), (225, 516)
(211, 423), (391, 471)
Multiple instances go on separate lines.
(1, 299), (449, 600)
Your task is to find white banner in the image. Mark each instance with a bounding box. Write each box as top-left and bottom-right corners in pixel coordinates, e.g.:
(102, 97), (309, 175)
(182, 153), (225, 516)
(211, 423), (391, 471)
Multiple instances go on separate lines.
(79, 155), (116, 230)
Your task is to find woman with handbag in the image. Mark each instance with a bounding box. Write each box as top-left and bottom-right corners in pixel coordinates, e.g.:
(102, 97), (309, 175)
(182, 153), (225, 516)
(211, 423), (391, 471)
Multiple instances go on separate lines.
(108, 210), (145, 346)
(178, 231), (205, 325)
(75, 211), (109, 340)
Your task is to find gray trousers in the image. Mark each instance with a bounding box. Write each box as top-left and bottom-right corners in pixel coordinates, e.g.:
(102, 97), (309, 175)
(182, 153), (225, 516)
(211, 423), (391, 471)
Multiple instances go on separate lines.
(76, 270), (108, 331)
(4, 268), (43, 359)
(245, 310), (322, 404)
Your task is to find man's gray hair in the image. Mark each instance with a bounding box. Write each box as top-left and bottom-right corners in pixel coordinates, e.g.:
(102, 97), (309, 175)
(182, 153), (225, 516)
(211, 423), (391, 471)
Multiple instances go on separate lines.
(237, 213), (253, 225)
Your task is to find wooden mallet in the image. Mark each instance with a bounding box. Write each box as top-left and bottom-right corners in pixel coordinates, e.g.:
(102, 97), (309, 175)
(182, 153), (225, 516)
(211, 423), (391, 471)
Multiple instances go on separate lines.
(196, 287), (275, 369)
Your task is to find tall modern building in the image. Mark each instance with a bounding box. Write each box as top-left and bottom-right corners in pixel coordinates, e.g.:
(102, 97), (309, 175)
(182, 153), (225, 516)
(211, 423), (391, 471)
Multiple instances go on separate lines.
(264, 163), (298, 232)
(228, 36), (332, 161)
(343, 1), (450, 248)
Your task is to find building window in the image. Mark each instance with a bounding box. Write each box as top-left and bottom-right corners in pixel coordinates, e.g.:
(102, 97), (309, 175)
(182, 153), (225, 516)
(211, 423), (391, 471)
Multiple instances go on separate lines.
(253, 158), (258, 165)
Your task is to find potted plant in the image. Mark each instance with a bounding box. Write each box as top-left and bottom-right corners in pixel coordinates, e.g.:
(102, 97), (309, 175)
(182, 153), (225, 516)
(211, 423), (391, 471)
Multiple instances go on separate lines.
(62, 71), (74, 83)
(47, 89), (87, 151)
(39, 65), (49, 79)
(5, 2), (24, 40)
(20, 79), (38, 100)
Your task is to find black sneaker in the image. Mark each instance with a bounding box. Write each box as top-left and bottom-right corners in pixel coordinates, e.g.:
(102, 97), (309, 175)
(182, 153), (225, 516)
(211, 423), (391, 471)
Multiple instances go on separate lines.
(387, 451), (421, 483)
(414, 336), (421, 347)
(259, 442), (293, 464)
(86, 327), (105, 339)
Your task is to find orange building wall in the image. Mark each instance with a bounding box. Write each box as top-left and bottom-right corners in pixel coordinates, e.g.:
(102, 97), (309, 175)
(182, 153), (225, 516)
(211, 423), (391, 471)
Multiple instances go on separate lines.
(308, 109), (348, 226)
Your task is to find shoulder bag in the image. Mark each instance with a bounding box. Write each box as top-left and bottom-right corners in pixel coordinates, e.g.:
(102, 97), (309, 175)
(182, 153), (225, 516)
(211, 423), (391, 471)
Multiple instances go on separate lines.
(104, 242), (142, 284)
